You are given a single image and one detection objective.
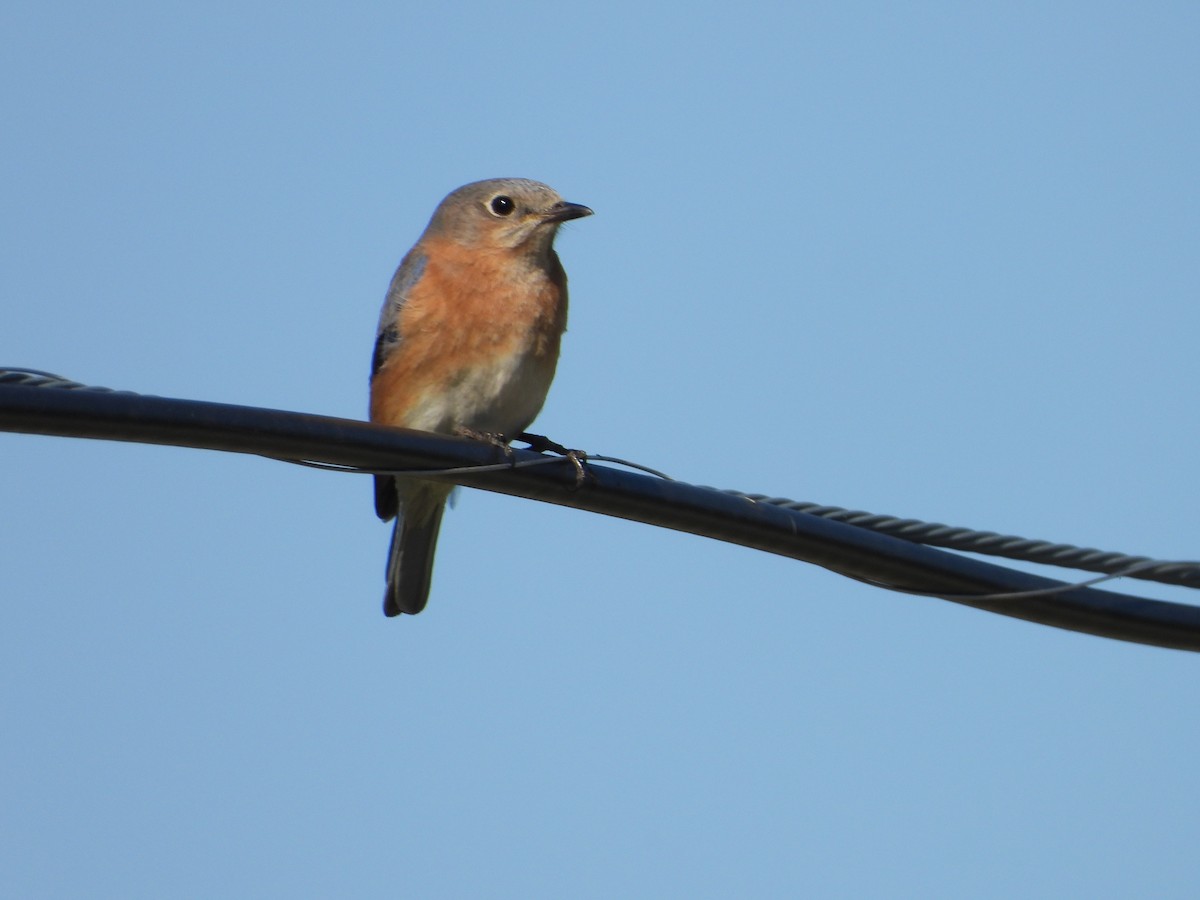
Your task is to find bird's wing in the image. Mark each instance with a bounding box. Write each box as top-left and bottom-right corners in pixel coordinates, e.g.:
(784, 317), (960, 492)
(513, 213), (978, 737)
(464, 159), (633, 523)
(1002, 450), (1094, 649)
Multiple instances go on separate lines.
(371, 249), (428, 379)
(371, 248), (429, 521)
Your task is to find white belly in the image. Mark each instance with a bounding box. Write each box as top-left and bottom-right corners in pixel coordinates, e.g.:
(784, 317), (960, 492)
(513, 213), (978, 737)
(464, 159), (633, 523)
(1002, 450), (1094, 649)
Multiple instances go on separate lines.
(406, 347), (555, 437)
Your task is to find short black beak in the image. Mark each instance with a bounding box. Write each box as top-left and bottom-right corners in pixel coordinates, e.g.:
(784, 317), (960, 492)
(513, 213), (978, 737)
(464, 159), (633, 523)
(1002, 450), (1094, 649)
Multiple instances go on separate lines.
(544, 201), (594, 223)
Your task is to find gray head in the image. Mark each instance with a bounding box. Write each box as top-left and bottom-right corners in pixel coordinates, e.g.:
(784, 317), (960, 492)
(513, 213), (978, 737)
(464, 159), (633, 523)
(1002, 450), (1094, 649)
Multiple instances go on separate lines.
(423, 178), (593, 253)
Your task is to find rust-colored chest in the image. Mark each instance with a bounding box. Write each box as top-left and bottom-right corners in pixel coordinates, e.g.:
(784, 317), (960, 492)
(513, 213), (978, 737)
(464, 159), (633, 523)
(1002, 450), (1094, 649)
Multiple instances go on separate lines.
(369, 237), (569, 428)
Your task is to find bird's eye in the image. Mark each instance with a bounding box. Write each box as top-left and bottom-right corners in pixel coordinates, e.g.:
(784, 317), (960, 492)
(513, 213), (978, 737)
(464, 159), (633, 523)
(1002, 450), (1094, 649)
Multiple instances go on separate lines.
(489, 195), (515, 216)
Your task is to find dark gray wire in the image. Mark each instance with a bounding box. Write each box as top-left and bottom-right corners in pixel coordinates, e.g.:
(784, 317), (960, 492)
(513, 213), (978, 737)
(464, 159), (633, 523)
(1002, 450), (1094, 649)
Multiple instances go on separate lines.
(4, 366), (1197, 592)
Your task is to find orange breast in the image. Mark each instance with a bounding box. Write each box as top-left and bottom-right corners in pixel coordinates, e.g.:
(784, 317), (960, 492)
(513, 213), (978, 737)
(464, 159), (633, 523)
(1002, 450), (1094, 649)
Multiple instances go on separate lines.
(369, 237), (568, 431)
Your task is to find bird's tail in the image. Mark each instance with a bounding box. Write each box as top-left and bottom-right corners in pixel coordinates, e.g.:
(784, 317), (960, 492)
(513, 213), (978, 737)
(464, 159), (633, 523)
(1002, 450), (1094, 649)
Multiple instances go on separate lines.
(383, 482), (451, 617)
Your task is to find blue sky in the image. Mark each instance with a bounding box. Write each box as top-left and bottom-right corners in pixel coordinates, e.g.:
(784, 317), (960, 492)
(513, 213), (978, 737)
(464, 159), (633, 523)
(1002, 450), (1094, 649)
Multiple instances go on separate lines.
(2, 3), (1198, 897)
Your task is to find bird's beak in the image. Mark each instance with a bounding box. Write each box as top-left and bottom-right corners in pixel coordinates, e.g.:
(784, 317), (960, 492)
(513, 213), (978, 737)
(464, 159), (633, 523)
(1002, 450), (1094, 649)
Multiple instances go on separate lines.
(543, 201), (594, 223)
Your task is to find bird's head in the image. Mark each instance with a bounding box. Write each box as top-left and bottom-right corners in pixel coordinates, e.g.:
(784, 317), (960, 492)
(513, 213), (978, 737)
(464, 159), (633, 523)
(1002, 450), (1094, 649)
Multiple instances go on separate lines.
(425, 178), (593, 254)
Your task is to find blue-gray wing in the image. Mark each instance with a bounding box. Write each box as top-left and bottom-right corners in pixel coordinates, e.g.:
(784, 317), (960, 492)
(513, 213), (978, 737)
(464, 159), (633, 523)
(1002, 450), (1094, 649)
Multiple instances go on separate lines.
(371, 248), (428, 522)
(370, 249), (428, 379)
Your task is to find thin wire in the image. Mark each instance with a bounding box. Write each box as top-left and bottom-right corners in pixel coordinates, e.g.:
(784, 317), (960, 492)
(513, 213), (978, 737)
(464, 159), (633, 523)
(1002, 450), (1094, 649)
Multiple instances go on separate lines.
(275, 455), (568, 477)
(846, 559), (1168, 603)
(277, 452), (674, 480)
(586, 455), (675, 480)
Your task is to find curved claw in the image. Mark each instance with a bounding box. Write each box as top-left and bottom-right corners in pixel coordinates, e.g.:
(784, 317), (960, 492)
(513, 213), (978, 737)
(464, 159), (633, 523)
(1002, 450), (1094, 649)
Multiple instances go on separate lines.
(564, 449), (589, 488)
(517, 431), (590, 488)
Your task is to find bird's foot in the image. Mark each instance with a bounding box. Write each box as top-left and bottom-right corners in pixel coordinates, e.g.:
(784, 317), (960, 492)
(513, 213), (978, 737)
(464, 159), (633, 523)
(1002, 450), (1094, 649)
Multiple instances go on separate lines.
(454, 426), (516, 467)
(518, 431), (590, 488)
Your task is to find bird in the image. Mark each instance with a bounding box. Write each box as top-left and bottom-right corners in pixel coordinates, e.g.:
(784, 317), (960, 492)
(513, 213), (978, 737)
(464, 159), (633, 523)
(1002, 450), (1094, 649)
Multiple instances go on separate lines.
(369, 178), (593, 617)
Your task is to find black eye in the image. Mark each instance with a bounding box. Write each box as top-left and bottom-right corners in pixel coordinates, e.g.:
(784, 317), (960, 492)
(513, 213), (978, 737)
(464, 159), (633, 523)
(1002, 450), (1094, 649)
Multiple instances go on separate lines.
(489, 195), (515, 216)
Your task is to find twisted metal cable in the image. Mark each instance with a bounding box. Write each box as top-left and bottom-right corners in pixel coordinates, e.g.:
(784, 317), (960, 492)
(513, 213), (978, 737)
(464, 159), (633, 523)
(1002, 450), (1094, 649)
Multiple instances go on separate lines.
(0, 369), (122, 392)
(710, 491), (1200, 591)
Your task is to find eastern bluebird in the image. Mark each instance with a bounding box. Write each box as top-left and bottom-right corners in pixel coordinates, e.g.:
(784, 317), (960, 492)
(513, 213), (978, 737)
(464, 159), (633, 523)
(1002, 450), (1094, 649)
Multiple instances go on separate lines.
(369, 178), (592, 617)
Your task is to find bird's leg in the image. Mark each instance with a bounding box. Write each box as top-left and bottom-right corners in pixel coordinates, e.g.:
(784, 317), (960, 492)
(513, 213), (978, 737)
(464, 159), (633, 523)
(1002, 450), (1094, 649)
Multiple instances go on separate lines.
(517, 431), (590, 487)
(516, 431), (568, 455)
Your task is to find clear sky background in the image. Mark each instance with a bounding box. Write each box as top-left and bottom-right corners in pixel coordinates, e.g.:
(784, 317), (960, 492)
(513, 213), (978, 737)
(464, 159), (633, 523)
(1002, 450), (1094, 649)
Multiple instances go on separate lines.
(2, 3), (1198, 897)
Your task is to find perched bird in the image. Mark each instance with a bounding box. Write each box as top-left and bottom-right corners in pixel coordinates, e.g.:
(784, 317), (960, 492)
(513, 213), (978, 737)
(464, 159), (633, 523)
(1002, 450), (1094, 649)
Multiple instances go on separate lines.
(369, 178), (593, 616)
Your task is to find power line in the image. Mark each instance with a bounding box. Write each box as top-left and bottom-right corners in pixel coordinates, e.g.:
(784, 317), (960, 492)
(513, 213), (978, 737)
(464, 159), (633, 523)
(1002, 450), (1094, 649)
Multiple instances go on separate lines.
(1, 368), (1198, 652)
(8, 367), (1193, 590)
